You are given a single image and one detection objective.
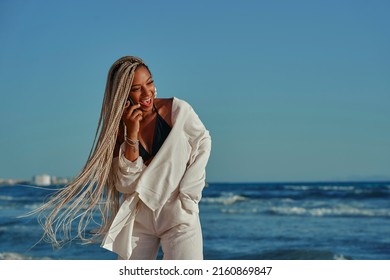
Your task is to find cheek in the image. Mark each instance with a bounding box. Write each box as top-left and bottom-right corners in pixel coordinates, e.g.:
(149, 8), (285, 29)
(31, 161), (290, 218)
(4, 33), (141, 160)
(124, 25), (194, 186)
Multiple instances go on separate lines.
(129, 92), (141, 101)
(148, 84), (156, 91)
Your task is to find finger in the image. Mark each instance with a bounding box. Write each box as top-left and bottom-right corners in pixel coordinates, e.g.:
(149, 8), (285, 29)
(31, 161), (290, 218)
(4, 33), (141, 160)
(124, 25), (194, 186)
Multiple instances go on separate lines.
(132, 103), (141, 111)
(135, 114), (143, 121)
(129, 104), (142, 116)
(122, 108), (133, 121)
(133, 109), (143, 118)
(123, 106), (142, 122)
(122, 107), (130, 120)
(122, 103), (138, 118)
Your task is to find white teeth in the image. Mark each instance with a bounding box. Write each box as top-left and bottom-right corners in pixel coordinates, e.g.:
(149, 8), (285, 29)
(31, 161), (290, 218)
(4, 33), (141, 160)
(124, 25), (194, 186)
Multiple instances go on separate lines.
(140, 98), (151, 105)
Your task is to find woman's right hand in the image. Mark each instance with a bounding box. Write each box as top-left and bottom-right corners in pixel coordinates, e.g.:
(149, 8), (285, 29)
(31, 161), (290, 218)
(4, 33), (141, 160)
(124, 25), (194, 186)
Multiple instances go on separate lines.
(122, 101), (143, 139)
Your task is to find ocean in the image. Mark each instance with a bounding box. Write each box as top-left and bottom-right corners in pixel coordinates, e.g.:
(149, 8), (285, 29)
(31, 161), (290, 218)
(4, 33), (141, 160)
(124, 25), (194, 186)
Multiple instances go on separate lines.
(1, 182), (389, 260)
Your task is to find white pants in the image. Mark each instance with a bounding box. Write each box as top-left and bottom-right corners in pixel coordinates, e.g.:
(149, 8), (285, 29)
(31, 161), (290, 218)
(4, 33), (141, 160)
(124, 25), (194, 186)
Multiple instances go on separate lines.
(119, 193), (203, 260)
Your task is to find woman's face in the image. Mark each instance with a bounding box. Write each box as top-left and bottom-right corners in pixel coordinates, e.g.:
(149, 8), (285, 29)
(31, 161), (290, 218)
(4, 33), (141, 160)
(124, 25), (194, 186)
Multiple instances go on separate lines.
(128, 65), (156, 112)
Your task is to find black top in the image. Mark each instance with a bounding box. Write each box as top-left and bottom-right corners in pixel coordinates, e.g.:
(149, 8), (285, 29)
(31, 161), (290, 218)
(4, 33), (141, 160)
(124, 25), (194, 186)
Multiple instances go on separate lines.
(139, 108), (172, 162)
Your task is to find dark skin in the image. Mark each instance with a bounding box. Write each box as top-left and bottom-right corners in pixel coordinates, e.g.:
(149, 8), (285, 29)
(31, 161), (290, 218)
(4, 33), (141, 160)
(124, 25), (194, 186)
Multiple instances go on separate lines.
(114, 65), (173, 166)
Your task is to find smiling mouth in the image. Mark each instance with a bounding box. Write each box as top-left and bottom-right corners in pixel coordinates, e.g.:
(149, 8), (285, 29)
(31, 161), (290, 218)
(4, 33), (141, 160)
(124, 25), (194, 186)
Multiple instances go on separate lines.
(139, 98), (152, 106)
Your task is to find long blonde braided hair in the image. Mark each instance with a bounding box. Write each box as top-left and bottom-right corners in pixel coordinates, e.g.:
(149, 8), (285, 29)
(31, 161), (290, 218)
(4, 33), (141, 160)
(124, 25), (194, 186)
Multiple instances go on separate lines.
(32, 56), (147, 246)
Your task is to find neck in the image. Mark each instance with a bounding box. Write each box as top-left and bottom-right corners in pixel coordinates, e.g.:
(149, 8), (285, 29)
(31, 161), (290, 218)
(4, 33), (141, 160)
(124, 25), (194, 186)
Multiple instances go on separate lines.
(141, 107), (156, 123)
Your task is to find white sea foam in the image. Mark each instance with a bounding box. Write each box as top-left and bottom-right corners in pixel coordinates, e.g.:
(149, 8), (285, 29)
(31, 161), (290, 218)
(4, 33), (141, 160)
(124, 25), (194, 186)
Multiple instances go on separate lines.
(271, 206), (307, 215)
(284, 186), (311, 191)
(333, 254), (350, 260)
(285, 185), (357, 192)
(0, 252), (51, 260)
(0, 224), (35, 232)
(319, 186), (355, 191)
(203, 195), (246, 205)
(23, 203), (44, 210)
(221, 207), (260, 214)
(0, 195), (39, 201)
(0, 195), (14, 201)
(281, 198), (295, 203)
(221, 208), (247, 214)
(270, 206), (390, 217)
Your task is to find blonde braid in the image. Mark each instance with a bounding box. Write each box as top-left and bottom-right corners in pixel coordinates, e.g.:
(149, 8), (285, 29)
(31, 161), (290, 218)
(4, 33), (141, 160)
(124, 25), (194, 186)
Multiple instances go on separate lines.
(30, 56), (146, 246)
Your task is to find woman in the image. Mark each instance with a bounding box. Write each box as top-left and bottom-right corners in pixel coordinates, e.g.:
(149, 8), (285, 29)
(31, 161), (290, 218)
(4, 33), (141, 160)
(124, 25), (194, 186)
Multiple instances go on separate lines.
(35, 56), (211, 260)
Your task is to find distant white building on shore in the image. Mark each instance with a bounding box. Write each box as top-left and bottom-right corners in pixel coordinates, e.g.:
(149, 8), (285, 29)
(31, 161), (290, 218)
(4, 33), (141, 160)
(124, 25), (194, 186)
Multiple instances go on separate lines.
(33, 174), (51, 186)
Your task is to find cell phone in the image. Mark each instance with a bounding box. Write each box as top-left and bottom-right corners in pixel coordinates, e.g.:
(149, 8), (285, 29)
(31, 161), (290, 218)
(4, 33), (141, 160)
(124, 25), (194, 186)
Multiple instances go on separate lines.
(127, 96), (135, 106)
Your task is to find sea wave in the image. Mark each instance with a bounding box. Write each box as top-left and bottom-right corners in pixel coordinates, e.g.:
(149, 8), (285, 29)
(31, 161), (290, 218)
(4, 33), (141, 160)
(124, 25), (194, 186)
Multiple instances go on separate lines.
(0, 252), (52, 260)
(204, 184), (390, 201)
(284, 185), (312, 191)
(268, 206), (390, 217)
(0, 195), (15, 201)
(283, 184), (356, 191)
(221, 208), (260, 214)
(227, 249), (353, 260)
(318, 186), (355, 191)
(22, 203), (44, 210)
(216, 203), (390, 217)
(202, 194), (246, 205)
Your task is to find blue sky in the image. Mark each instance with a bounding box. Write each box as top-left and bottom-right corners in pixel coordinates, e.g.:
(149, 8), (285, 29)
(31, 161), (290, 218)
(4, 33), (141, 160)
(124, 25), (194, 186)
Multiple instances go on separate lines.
(1, 0), (389, 182)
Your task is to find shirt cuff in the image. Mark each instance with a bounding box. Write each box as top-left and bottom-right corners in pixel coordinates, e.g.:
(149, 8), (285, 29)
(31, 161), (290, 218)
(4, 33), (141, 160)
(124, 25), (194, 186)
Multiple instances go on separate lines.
(118, 142), (144, 175)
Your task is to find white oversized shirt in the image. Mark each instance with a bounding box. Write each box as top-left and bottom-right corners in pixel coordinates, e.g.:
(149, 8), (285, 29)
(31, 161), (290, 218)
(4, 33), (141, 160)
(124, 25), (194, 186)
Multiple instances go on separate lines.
(101, 97), (211, 259)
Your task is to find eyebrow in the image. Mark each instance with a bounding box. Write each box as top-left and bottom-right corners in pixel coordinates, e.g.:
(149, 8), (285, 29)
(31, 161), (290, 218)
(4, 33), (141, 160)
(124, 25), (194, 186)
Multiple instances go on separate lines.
(131, 76), (153, 87)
